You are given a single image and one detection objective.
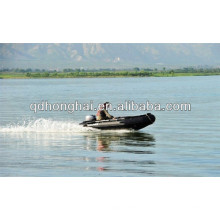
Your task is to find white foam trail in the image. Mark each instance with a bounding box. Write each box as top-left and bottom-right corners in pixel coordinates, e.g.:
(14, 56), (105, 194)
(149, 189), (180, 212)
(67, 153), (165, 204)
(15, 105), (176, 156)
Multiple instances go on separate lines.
(0, 118), (133, 134)
(0, 118), (94, 133)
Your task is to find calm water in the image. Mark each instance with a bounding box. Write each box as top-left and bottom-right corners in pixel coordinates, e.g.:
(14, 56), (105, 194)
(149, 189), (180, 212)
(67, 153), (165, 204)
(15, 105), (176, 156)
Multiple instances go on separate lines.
(0, 76), (219, 176)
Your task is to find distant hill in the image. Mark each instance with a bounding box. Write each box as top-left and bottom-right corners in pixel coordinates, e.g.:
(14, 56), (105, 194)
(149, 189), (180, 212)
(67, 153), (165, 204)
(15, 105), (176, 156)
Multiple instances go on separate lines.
(0, 43), (220, 69)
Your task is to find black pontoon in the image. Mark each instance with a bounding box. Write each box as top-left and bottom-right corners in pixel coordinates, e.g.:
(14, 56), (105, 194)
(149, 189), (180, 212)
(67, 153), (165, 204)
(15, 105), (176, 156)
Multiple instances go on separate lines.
(79, 113), (155, 130)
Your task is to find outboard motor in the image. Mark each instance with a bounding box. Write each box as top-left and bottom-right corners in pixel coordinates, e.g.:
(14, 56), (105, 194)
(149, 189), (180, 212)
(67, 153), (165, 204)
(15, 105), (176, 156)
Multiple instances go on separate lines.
(85, 115), (96, 122)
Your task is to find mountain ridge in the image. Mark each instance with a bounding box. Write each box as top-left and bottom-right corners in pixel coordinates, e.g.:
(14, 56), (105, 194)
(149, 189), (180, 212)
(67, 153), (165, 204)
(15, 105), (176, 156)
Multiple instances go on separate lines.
(0, 43), (220, 69)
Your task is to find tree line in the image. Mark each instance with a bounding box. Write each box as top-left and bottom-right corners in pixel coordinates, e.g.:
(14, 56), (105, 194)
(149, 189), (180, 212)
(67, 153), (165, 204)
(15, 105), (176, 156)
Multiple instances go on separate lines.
(0, 67), (220, 77)
(1, 67), (220, 74)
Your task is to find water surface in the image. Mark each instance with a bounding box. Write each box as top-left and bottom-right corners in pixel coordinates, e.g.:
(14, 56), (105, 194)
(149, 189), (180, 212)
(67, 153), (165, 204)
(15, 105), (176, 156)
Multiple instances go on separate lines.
(0, 76), (219, 176)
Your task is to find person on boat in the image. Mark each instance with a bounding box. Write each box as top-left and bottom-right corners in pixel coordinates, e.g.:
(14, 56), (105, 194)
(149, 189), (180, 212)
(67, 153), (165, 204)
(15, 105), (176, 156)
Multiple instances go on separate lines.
(96, 102), (114, 120)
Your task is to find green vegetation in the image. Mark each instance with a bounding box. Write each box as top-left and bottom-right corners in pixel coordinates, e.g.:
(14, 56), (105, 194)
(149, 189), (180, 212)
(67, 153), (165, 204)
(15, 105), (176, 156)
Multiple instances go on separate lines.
(0, 67), (220, 79)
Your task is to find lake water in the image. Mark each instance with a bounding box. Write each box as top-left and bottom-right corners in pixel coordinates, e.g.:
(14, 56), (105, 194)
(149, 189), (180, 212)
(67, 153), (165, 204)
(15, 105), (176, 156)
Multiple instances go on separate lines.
(0, 76), (219, 176)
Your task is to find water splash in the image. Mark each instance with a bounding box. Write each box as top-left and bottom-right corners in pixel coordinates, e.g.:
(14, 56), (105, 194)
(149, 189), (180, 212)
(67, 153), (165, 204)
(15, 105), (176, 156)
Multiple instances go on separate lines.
(0, 118), (93, 133)
(0, 118), (132, 133)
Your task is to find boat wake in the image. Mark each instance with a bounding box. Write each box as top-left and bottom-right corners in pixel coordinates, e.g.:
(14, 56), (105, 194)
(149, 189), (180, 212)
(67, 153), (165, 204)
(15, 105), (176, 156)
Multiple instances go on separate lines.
(0, 118), (132, 133)
(0, 118), (93, 133)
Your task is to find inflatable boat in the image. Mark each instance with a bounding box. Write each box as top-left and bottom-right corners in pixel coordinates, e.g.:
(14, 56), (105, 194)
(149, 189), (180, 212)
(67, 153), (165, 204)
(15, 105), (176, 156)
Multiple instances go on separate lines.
(79, 113), (156, 130)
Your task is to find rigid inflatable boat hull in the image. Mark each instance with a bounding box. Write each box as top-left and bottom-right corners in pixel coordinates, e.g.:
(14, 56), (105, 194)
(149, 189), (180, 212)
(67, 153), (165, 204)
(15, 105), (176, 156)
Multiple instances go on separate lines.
(80, 113), (155, 130)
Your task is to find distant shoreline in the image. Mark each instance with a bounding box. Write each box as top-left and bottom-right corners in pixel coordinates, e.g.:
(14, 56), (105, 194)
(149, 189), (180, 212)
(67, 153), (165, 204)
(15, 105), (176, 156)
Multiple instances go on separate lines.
(0, 72), (220, 79)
